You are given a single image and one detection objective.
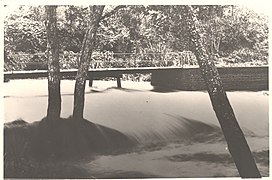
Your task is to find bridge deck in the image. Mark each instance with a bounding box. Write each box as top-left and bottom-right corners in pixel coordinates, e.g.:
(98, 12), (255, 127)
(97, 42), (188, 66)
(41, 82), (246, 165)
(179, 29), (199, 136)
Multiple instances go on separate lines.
(4, 67), (186, 80)
(3, 66), (268, 90)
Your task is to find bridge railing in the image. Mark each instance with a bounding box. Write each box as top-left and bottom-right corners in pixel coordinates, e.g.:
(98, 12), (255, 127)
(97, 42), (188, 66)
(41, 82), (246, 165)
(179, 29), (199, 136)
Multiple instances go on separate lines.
(90, 51), (198, 69)
(4, 51), (199, 71)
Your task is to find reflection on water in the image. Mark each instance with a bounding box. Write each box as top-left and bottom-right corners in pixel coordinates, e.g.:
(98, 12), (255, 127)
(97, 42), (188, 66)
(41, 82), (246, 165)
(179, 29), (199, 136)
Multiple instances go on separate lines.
(3, 79), (269, 177)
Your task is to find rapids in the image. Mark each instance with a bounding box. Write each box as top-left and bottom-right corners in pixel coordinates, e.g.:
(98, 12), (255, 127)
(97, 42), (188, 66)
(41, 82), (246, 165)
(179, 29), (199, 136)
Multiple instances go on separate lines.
(3, 79), (269, 177)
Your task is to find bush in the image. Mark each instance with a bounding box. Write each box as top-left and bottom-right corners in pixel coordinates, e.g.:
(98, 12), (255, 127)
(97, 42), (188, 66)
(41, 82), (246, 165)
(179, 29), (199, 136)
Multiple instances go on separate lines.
(59, 51), (79, 69)
(4, 52), (33, 71)
(228, 48), (268, 64)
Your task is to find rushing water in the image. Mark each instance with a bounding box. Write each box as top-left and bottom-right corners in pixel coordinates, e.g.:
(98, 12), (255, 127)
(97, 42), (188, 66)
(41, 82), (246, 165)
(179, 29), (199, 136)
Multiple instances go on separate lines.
(3, 79), (269, 178)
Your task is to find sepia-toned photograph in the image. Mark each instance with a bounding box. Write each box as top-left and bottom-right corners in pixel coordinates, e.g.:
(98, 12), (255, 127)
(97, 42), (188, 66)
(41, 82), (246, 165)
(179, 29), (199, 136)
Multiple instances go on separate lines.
(2, 2), (269, 179)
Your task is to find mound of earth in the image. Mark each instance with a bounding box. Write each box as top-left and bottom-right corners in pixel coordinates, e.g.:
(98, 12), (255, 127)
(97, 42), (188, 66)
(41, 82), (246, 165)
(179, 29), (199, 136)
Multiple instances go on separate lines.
(4, 117), (137, 161)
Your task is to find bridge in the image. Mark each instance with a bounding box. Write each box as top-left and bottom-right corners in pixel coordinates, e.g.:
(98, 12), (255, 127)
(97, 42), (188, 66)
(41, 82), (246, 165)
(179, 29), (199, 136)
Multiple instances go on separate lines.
(4, 67), (184, 88)
(4, 66), (268, 91)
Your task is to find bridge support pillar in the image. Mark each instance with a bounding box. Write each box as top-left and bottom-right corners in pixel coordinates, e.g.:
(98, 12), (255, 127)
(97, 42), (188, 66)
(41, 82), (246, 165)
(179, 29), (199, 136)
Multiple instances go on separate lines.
(117, 75), (122, 88)
(89, 77), (93, 87)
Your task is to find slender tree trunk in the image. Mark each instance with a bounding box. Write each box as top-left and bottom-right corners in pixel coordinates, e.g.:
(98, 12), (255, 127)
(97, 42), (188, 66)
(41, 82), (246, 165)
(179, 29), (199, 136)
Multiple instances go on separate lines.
(73, 6), (105, 119)
(45, 6), (61, 121)
(184, 6), (261, 178)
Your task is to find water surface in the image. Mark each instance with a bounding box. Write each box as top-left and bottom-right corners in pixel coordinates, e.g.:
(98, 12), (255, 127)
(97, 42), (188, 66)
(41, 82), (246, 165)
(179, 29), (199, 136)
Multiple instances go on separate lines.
(4, 79), (269, 177)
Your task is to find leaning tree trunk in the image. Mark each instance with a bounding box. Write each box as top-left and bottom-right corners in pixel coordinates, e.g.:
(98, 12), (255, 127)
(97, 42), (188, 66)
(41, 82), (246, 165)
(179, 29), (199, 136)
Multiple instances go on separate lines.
(184, 6), (261, 178)
(73, 6), (105, 119)
(45, 6), (61, 121)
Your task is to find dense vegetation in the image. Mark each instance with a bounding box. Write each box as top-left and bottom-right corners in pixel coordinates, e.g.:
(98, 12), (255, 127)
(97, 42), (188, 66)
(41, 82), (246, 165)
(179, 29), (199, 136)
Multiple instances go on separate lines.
(4, 5), (268, 71)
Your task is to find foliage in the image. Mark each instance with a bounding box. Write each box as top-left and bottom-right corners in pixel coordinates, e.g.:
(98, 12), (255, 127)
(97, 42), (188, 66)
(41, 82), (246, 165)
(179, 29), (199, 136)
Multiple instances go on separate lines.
(219, 6), (268, 57)
(4, 52), (32, 71)
(4, 6), (47, 55)
(59, 6), (90, 52)
(223, 48), (268, 66)
(59, 51), (79, 69)
(4, 5), (269, 71)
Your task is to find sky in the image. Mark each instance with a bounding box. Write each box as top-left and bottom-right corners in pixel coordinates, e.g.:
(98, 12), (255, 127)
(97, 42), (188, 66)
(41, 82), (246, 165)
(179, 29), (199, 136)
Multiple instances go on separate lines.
(244, 4), (270, 16)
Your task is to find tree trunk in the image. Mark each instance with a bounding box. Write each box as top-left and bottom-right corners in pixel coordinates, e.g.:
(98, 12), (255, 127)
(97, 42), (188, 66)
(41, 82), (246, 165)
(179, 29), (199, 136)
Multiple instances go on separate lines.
(73, 6), (105, 119)
(184, 6), (261, 178)
(45, 6), (61, 121)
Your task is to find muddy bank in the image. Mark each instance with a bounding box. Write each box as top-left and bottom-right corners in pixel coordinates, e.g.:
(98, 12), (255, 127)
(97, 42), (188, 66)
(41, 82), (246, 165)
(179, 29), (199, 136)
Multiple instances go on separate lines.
(4, 117), (137, 178)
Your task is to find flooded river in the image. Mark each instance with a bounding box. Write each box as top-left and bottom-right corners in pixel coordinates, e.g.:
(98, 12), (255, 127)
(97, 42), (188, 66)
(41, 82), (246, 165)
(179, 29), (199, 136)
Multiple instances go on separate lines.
(3, 79), (269, 177)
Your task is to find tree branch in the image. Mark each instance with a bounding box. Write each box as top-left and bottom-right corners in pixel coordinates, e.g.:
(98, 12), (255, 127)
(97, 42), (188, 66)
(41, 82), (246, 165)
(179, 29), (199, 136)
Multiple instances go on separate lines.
(100, 5), (126, 20)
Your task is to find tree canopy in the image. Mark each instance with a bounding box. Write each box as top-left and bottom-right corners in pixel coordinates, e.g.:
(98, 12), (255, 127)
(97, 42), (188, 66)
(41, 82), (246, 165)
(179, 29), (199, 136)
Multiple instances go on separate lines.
(4, 5), (268, 71)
